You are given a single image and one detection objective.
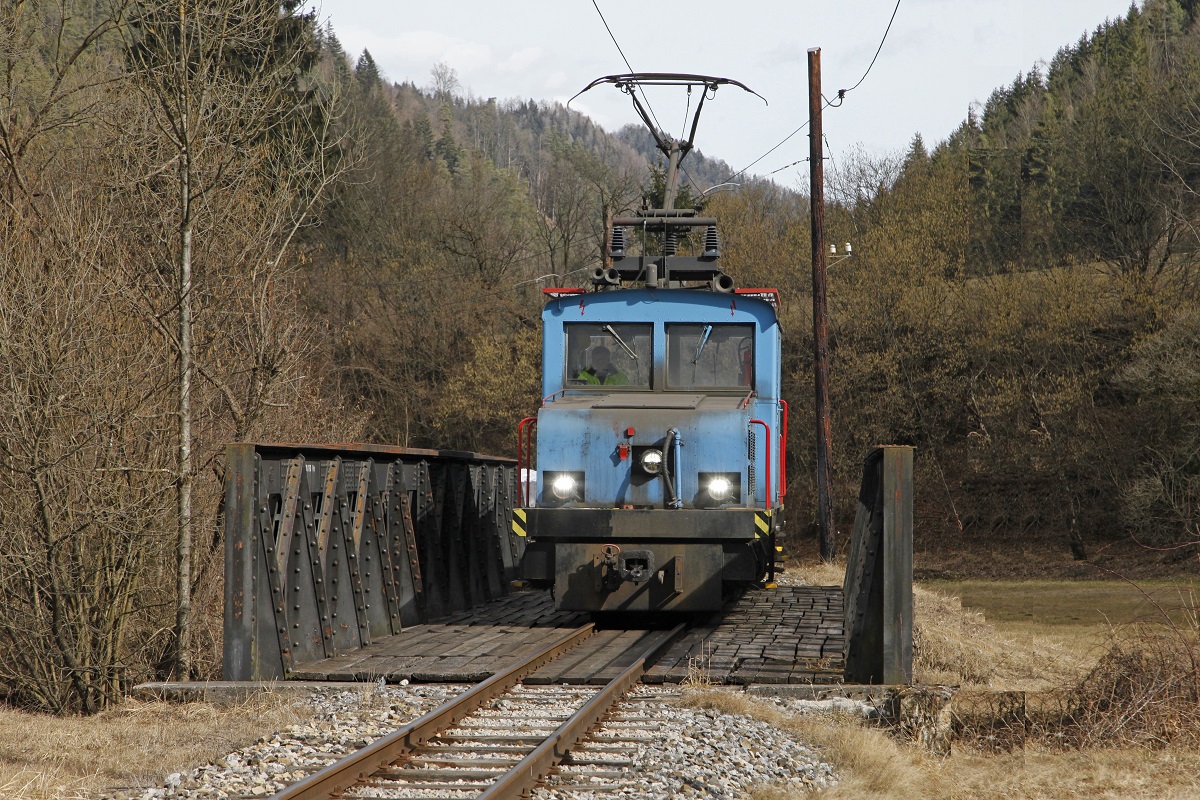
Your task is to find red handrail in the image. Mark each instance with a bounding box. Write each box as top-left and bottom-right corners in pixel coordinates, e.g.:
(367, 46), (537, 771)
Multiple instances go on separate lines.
(778, 400), (789, 503)
(749, 419), (772, 510)
(517, 417), (537, 506)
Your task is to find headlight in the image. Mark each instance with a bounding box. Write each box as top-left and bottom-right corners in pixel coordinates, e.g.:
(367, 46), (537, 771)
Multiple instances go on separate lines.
(544, 471), (584, 502)
(707, 476), (732, 501)
(552, 474), (578, 499)
(639, 448), (663, 475)
(699, 472), (740, 505)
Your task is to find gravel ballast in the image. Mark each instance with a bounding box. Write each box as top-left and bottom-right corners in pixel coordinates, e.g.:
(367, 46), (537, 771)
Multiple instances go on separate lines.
(104, 683), (838, 800)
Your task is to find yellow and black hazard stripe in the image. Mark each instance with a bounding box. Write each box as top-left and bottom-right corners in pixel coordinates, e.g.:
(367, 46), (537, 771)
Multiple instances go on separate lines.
(511, 508), (528, 537)
(753, 509), (772, 538)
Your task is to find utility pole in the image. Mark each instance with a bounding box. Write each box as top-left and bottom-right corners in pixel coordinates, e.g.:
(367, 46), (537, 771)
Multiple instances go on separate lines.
(808, 47), (835, 562)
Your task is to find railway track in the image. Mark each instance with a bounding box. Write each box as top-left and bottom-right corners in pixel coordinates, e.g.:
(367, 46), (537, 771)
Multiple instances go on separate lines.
(269, 622), (684, 800)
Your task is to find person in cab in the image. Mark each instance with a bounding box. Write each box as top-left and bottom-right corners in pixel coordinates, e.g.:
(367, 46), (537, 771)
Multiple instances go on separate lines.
(577, 345), (628, 386)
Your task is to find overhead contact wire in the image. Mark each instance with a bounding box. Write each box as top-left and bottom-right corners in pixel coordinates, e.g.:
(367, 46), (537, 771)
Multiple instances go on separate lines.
(836, 0), (902, 99)
(590, 0), (665, 135)
(728, 0), (902, 180)
(725, 97), (831, 183)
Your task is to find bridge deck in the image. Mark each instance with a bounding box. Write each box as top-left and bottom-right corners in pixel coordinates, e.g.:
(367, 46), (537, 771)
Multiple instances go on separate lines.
(289, 586), (844, 685)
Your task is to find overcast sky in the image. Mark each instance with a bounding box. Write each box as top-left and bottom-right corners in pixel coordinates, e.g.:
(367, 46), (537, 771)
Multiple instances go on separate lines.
(315, 0), (1139, 184)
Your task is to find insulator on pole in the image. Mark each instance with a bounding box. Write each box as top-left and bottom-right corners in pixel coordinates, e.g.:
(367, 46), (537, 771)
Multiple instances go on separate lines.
(609, 226), (626, 258)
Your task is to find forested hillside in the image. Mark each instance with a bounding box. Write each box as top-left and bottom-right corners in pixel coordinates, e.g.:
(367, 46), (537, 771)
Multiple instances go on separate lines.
(2, 0), (1199, 714)
(802, 0), (1200, 555)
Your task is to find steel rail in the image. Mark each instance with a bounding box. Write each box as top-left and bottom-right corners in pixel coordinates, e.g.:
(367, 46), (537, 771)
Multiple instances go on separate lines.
(268, 623), (596, 800)
(478, 622), (687, 799)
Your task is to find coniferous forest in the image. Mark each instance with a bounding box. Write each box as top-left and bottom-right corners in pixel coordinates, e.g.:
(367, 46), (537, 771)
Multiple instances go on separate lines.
(2, 0), (1200, 712)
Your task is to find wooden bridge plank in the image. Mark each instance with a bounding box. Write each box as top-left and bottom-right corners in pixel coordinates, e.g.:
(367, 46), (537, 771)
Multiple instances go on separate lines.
(287, 585), (846, 684)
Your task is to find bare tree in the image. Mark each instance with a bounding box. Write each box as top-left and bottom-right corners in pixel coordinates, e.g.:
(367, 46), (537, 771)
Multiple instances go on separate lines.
(0, 0), (133, 207)
(0, 0), (178, 715)
(122, 0), (348, 677)
(430, 61), (460, 101)
(0, 192), (174, 713)
(529, 133), (640, 284)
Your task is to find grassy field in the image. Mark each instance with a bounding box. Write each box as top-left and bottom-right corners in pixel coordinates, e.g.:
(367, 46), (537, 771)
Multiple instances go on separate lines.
(930, 578), (1199, 629)
(752, 561), (1200, 799)
(925, 578), (1199, 680)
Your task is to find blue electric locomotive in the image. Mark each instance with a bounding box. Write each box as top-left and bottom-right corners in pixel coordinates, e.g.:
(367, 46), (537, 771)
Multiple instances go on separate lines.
(514, 74), (787, 613)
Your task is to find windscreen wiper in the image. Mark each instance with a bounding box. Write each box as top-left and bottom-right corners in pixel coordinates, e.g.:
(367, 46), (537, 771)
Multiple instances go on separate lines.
(692, 325), (713, 364)
(603, 325), (638, 360)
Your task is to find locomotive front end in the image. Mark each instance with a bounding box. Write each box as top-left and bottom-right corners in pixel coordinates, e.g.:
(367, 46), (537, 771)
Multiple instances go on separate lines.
(516, 289), (785, 612)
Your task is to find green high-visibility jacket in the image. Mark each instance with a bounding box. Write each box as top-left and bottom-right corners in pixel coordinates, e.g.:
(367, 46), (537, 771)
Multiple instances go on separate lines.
(578, 367), (629, 386)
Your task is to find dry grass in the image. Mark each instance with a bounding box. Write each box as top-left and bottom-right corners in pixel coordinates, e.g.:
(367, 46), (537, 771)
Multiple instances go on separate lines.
(911, 585), (1096, 690)
(0, 692), (310, 799)
(753, 558), (1200, 799)
(779, 558), (846, 588)
(781, 557), (1092, 690)
(941, 747), (1200, 800)
(685, 677), (1200, 800)
(926, 582), (1200, 633)
(682, 640), (715, 687)
(927, 581), (1200, 758)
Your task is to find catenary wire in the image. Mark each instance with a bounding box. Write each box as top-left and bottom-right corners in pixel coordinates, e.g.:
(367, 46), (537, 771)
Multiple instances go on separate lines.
(438, 267), (592, 310)
(768, 157), (808, 176)
(306, 267), (594, 316)
(725, 0), (901, 181)
(724, 120), (808, 183)
(725, 96), (832, 183)
(837, 0), (902, 98)
(590, 0), (665, 136)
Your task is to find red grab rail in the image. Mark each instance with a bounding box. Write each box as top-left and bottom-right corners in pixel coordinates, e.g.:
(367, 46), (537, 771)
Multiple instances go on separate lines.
(778, 400), (788, 504)
(749, 419), (772, 510)
(517, 417), (537, 506)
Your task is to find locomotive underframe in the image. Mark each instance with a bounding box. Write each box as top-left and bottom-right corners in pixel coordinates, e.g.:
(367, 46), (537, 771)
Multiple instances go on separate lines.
(520, 508), (773, 612)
